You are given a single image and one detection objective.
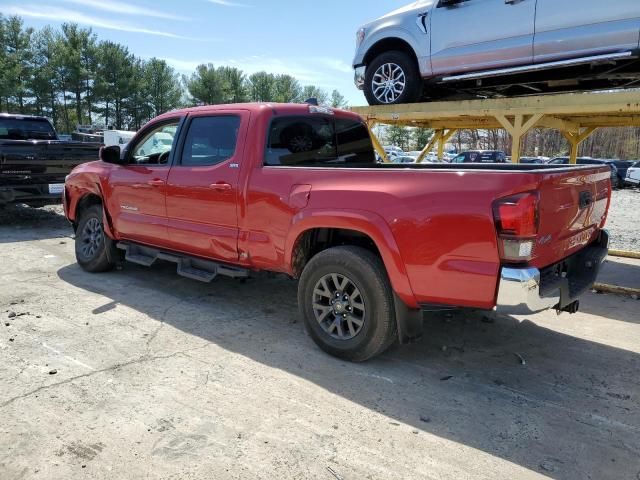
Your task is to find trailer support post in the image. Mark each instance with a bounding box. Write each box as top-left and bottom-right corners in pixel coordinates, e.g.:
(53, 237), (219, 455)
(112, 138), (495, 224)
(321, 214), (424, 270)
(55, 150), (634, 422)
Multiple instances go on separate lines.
(495, 114), (543, 163)
(562, 127), (598, 164)
(366, 121), (389, 163)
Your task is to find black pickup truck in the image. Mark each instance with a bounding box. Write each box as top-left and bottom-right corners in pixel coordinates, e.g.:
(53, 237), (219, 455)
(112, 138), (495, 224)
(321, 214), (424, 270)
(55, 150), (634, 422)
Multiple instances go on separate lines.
(0, 114), (101, 207)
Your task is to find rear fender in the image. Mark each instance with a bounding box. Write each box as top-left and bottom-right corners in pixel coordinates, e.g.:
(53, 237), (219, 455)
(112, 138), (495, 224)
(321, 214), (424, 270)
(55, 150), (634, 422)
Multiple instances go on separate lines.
(285, 208), (418, 309)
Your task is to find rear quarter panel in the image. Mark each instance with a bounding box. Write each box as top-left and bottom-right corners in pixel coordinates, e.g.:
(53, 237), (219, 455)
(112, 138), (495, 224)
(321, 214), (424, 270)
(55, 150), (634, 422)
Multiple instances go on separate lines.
(282, 168), (540, 310)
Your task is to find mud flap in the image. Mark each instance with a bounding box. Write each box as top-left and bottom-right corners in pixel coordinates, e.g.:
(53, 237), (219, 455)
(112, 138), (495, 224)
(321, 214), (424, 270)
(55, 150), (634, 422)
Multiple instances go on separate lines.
(394, 293), (424, 344)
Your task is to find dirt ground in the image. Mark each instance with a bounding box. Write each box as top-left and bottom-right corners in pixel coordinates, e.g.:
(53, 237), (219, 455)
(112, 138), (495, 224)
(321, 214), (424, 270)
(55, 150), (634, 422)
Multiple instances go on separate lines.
(1, 205), (639, 480)
(606, 187), (640, 251)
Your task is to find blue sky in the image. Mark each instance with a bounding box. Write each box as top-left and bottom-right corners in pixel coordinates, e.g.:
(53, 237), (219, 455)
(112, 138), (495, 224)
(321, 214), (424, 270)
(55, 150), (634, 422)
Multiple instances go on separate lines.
(0, 0), (405, 105)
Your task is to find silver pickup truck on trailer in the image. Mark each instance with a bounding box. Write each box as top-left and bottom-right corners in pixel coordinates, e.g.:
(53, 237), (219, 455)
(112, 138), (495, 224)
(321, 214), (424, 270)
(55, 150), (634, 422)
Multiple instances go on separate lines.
(354, 0), (640, 105)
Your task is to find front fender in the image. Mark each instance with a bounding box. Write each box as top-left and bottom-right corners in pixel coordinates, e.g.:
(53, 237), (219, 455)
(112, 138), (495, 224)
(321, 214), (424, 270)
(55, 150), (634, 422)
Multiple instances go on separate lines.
(355, 26), (430, 76)
(284, 208), (418, 309)
(65, 174), (115, 239)
(66, 177), (101, 223)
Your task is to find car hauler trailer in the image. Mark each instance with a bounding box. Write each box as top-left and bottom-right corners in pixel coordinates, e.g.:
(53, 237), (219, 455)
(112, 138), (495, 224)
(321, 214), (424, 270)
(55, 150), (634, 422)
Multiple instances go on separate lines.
(352, 90), (640, 164)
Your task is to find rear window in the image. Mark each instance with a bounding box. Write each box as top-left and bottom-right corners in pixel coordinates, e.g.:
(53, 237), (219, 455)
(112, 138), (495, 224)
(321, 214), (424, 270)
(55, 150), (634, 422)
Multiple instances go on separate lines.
(0, 117), (56, 140)
(265, 116), (375, 167)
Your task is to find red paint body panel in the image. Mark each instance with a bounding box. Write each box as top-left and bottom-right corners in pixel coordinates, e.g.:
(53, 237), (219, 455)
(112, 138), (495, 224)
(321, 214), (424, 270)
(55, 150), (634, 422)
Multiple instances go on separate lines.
(164, 110), (251, 262)
(64, 103), (611, 311)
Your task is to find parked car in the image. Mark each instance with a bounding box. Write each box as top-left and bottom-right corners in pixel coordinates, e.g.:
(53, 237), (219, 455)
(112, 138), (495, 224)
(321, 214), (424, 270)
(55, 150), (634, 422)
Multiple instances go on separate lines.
(103, 129), (136, 147)
(393, 155), (417, 164)
(610, 160), (635, 187)
(625, 161), (640, 187)
(384, 146), (404, 156)
(353, 0), (640, 105)
(410, 151), (438, 162)
(519, 157), (547, 164)
(548, 157), (620, 188)
(451, 150), (507, 163)
(64, 103), (610, 361)
(0, 114), (101, 207)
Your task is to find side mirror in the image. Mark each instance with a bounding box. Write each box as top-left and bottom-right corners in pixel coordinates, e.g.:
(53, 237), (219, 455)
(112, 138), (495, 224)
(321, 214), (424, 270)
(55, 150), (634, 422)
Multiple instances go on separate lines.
(99, 145), (123, 164)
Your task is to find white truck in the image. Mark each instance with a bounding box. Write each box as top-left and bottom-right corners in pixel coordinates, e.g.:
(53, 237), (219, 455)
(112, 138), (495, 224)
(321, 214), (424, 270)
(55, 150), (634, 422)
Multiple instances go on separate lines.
(103, 130), (136, 148)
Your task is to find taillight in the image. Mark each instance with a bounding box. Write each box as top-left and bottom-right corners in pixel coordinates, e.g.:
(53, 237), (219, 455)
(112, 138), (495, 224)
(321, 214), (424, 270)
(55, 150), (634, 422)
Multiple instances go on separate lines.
(493, 192), (539, 263)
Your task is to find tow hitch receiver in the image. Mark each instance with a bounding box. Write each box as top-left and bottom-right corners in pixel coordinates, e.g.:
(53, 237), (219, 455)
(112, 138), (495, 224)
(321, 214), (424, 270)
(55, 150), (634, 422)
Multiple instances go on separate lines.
(558, 300), (580, 315)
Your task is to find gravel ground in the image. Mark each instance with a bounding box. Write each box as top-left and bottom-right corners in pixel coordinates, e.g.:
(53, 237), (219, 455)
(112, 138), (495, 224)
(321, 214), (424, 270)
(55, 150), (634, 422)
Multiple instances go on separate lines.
(1, 205), (639, 480)
(607, 188), (640, 251)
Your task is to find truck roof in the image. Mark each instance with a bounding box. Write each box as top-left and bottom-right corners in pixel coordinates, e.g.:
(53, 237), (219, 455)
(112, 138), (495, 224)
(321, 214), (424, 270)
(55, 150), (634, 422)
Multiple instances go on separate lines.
(0, 113), (52, 122)
(153, 103), (362, 122)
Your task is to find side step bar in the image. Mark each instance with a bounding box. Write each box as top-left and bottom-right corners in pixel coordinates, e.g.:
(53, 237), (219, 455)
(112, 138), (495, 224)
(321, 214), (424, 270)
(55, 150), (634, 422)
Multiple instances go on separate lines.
(117, 242), (250, 283)
(440, 51), (636, 83)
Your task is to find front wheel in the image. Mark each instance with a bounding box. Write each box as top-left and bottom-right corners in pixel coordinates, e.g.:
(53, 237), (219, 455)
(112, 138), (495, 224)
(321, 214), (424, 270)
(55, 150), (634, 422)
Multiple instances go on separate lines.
(298, 246), (397, 362)
(75, 204), (117, 273)
(364, 50), (423, 106)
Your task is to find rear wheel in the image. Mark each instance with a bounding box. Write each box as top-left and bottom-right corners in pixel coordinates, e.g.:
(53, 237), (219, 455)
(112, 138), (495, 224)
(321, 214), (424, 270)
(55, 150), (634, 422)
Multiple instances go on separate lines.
(298, 246), (397, 362)
(75, 204), (117, 273)
(364, 51), (422, 106)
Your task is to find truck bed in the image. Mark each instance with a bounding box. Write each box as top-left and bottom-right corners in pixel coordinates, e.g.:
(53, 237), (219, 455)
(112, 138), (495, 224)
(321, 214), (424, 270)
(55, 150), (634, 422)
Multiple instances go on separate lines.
(341, 163), (600, 172)
(1, 140), (101, 205)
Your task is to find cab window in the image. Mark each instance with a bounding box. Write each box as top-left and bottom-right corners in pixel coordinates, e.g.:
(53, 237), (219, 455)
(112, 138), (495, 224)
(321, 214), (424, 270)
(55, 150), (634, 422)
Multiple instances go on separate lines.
(264, 116), (375, 167)
(131, 121), (179, 165)
(180, 116), (241, 167)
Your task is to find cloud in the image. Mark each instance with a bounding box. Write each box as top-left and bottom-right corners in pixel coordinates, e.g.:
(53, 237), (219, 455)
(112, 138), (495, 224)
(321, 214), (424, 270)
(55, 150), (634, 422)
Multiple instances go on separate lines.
(163, 54), (351, 90)
(314, 58), (353, 74)
(206, 0), (248, 7)
(0, 5), (205, 40)
(60, 0), (189, 21)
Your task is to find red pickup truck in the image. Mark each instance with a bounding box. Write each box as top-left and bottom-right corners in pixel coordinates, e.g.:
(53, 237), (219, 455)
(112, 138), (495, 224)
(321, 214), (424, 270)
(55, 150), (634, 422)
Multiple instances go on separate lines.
(63, 103), (610, 361)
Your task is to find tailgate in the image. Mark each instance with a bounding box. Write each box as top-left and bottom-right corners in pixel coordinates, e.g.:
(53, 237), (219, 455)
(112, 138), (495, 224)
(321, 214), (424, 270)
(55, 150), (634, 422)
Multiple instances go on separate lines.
(0, 141), (100, 185)
(531, 166), (611, 268)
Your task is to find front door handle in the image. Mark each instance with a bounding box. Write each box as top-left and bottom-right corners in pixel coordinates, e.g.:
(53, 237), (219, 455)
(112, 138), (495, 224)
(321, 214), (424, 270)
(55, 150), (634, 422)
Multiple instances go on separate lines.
(147, 179), (165, 187)
(210, 182), (232, 192)
(505, 0), (518, 4)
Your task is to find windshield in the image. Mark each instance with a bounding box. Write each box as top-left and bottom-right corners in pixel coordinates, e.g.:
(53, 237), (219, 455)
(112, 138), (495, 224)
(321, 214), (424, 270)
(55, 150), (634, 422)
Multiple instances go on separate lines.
(0, 117), (57, 140)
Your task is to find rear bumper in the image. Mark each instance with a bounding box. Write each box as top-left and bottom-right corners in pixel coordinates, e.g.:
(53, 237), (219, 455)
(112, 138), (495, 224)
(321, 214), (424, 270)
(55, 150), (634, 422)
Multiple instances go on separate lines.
(0, 184), (64, 205)
(495, 230), (609, 315)
(354, 66), (366, 90)
(625, 177), (639, 186)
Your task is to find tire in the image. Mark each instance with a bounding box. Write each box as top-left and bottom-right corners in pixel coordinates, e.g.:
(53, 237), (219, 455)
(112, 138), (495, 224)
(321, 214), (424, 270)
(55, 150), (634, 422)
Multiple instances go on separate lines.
(75, 204), (117, 273)
(298, 246), (397, 362)
(364, 50), (422, 106)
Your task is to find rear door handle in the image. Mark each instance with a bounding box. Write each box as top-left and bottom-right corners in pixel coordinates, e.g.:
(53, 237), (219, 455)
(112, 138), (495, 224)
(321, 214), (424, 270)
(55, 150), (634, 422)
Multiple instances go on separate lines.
(147, 179), (165, 187)
(210, 182), (232, 191)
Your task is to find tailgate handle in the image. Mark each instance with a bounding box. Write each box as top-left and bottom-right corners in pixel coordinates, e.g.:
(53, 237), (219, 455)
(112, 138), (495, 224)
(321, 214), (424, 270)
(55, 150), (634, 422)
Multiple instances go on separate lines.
(579, 191), (593, 209)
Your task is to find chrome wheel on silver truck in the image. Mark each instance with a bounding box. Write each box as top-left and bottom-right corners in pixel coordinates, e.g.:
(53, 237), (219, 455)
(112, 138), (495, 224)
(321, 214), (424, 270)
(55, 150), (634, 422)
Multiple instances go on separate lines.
(371, 63), (406, 104)
(364, 51), (422, 106)
(298, 246), (397, 362)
